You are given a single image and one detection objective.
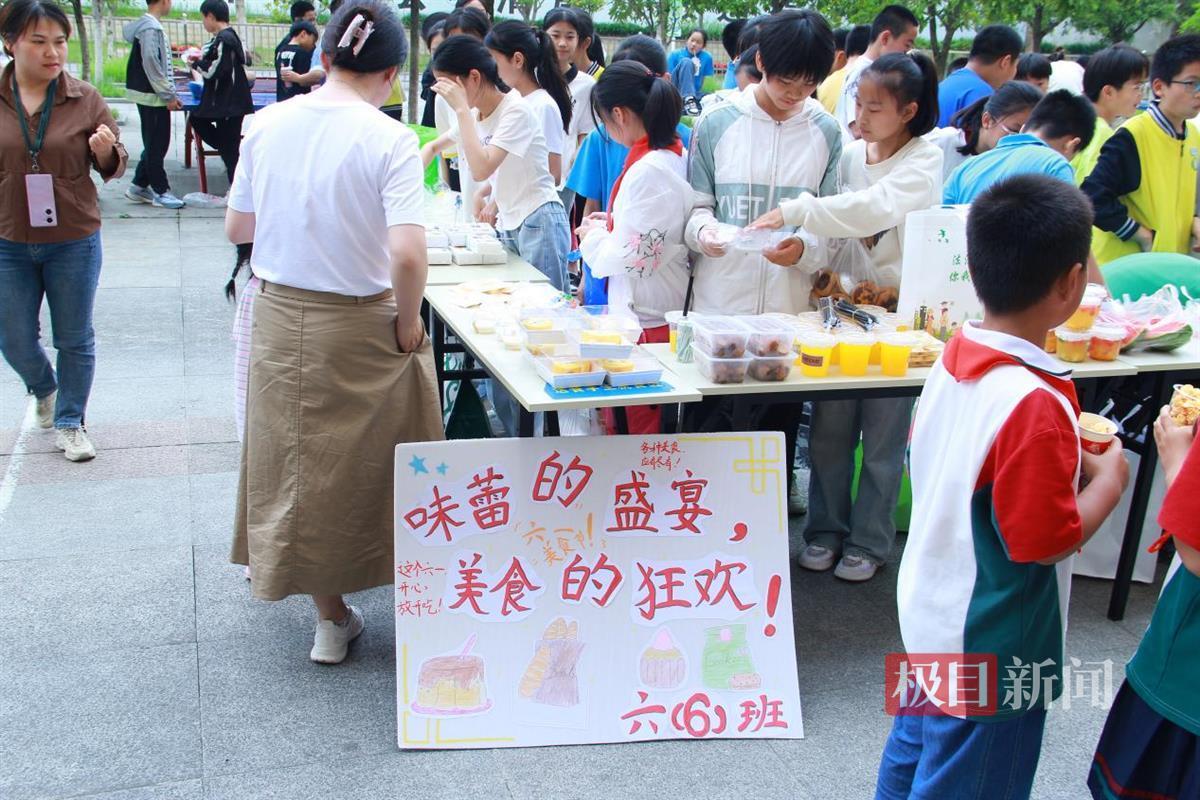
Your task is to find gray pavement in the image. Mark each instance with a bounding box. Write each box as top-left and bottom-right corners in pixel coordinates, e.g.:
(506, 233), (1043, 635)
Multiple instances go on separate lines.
(0, 102), (1167, 800)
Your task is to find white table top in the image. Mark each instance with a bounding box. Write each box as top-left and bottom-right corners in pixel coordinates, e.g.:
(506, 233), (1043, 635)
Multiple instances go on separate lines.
(424, 286), (702, 413)
(1113, 339), (1200, 374)
(644, 342), (1141, 397)
(643, 344), (934, 397)
(424, 252), (549, 286)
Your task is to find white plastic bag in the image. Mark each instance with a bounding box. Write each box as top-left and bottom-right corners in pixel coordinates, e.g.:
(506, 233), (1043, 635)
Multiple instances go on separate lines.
(181, 192), (227, 208)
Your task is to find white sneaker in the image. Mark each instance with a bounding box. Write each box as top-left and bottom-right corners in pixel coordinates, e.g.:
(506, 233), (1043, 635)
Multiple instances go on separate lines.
(54, 427), (96, 462)
(788, 480), (808, 516)
(153, 191), (186, 209)
(798, 544), (837, 572)
(834, 554), (879, 583)
(310, 605), (364, 664)
(125, 184), (155, 204)
(35, 391), (56, 429)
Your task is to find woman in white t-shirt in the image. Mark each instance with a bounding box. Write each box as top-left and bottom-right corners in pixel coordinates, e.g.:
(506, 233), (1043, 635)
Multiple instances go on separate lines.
(224, 0), (442, 665)
(484, 20), (571, 184)
(429, 35), (570, 290)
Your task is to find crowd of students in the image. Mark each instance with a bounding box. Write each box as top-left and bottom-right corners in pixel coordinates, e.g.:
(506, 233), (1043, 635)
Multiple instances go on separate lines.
(0, 0), (1197, 796)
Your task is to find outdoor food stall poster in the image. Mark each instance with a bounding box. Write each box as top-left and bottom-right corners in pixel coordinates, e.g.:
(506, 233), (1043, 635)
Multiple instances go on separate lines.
(393, 432), (803, 749)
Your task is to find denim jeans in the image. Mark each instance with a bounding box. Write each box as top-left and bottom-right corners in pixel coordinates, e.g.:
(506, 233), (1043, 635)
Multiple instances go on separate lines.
(875, 702), (1048, 799)
(0, 232), (102, 428)
(804, 397), (914, 564)
(493, 200), (570, 435)
(500, 200), (570, 292)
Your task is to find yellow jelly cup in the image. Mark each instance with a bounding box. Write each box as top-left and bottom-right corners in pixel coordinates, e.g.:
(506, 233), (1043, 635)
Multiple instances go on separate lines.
(838, 333), (874, 377)
(798, 333), (837, 378)
(879, 333), (918, 377)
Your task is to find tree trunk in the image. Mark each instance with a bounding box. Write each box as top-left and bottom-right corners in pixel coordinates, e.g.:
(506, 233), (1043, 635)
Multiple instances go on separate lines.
(92, 0), (104, 86)
(409, 3), (420, 124)
(70, 0), (90, 82)
(927, 8), (946, 76)
(237, 0), (247, 27)
(771, 0), (787, 12)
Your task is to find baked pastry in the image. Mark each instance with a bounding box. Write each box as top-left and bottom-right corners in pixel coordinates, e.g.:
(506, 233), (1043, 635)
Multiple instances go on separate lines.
(851, 281), (879, 306)
(413, 654), (489, 714)
(810, 269), (837, 298)
(639, 628), (686, 689)
(551, 359), (591, 374)
(522, 318), (554, 331)
(580, 330), (624, 345)
(875, 286), (900, 312)
(601, 359), (635, 372)
(519, 618), (584, 707)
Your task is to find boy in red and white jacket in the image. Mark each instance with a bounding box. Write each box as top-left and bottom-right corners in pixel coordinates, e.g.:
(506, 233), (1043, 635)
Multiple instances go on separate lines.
(877, 174), (1128, 799)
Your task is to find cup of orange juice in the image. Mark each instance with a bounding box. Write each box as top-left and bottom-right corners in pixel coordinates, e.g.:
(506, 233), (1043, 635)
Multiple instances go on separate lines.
(665, 310), (684, 353)
(798, 333), (837, 378)
(879, 332), (917, 377)
(838, 332), (874, 377)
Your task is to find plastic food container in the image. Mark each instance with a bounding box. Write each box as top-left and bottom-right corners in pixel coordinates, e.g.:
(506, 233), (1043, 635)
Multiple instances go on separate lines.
(797, 332), (837, 378)
(604, 354), (664, 387)
(498, 323), (522, 350)
(1078, 412), (1118, 455)
(665, 310), (685, 353)
(1170, 384), (1200, 427)
(580, 310), (642, 339)
(1044, 329), (1057, 354)
(1064, 284), (1106, 331)
(695, 347), (751, 384)
(732, 228), (789, 252)
(879, 332), (918, 377)
(739, 316), (795, 357)
(837, 331), (875, 377)
(1055, 327), (1091, 363)
(472, 312), (498, 334)
(534, 355), (606, 390)
(693, 316), (751, 358)
(748, 353), (793, 382)
(1088, 325), (1124, 362)
(570, 328), (637, 358)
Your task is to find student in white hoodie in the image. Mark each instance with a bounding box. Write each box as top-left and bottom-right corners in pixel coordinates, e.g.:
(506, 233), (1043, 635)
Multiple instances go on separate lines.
(751, 52), (943, 582)
(576, 61), (690, 433)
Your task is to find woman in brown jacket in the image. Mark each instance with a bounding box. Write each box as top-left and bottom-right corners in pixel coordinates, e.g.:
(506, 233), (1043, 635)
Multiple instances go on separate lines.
(0, 0), (127, 462)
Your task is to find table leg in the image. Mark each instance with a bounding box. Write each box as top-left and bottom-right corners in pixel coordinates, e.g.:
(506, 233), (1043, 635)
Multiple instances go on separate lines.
(518, 409), (535, 438)
(613, 407), (629, 435)
(1107, 370), (1167, 621)
(184, 112), (192, 168)
(546, 412), (561, 437)
(432, 307), (447, 413)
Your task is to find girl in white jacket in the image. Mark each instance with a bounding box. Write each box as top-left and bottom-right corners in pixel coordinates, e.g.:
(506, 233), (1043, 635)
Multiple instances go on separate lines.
(752, 51), (943, 583)
(575, 61), (691, 433)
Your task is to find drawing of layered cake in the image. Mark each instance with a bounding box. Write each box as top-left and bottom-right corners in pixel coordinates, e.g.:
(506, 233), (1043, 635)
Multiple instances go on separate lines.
(411, 636), (492, 716)
(701, 624), (762, 691)
(519, 617), (585, 707)
(640, 628), (686, 689)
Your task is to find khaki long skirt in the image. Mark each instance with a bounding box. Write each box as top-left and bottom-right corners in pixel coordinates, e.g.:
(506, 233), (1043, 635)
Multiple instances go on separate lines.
(231, 280), (444, 601)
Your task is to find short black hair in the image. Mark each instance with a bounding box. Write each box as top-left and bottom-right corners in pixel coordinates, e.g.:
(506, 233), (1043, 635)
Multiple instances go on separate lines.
(443, 6), (490, 39)
(612, 33), (667, 75)
(967, 175), (1093, 315)
(200, 0), (230, 23)
(736, 44), (762, 80)
(755, 8), (835, 84)
(1151, 33), (1200, 84)
(289, 1), (314, 20)
(0, 0), (70, 57)
(1024, 88), (1097, 150)
(686, 27), (707, 45)
(846, 24), (871, 58)
(969, 25), (1022, 65)
(1016, 52), (1051, 82)
(289, 19), (317, 39)
(833, 26), (849, 52)
(421, 11), (448, 40)
(870, 4), (918, 43)
(1083, 44), (1149, 101)
(722, 19), (746, 59)
(947, 55), (969, 72)
(736, 14), (768, 56)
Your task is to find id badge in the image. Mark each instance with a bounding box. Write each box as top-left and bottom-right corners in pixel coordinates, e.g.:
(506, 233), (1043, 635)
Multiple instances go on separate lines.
(25, 173), (57, 228)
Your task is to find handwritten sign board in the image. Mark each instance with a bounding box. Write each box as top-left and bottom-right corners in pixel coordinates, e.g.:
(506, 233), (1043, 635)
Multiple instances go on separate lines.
(898, 205), (984, 341)
(393, 433), (802, 749)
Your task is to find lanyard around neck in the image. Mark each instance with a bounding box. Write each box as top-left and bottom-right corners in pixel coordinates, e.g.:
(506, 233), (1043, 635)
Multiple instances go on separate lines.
(12, 75), (57, 172)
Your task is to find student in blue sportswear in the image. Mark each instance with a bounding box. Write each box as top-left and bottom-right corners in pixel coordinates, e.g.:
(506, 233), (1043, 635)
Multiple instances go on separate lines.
(943, 89), (1095, 204)
(667, 28), (714, 98)
(937, 25), (1022, 127)
(720, 19), (747, 90)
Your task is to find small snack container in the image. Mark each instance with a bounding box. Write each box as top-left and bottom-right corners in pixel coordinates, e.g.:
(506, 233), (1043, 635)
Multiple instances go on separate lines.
(1054, 327), (1091, 363)
(748, 353), (793, 382)
(695, 347), (751, 384)
(570, 328), (637, 359)
(1044, 329), (1057, 354)
(1088, 325), (1124, 362)
(739, 316), (796, 357)
(665, 310), (685, 353)
(732, 228), (789, 252)
(534, 354), (606, 390)
(693, 316), (752, 358)
(1063, 284), (1106, 332)
(837, 331), (875, 377)
(603, 351), (665, 387)
(797, 332), (837, 378)
(1078, 413), (1118, 455)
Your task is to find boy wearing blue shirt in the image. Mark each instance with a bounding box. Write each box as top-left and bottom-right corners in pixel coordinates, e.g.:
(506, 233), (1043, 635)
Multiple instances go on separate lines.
(878, 174), (1127, 800)
(943, 90), (1095, 204)
(937, 25), (1022, 127)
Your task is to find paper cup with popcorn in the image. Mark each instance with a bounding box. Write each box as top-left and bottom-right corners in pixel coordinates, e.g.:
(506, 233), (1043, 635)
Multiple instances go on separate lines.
(1078, 412), (1118, 455)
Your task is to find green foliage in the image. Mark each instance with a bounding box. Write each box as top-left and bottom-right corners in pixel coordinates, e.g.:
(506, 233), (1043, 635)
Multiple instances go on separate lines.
(1038, 39), (1110, 54)
(566, 0), (608, 15)
(595, 20), (652, 36)
(914, 35), (973, 51)
(1069, 0), (1173, 43)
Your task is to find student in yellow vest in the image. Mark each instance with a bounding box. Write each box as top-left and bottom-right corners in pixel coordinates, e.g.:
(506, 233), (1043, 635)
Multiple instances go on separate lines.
(1082, 35), (1200, 263)
(1071, 45), (1149, 185)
